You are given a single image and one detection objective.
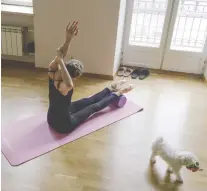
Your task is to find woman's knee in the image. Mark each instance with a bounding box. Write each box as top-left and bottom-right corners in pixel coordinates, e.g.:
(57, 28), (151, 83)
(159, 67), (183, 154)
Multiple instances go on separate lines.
(92, 103), (101, 112)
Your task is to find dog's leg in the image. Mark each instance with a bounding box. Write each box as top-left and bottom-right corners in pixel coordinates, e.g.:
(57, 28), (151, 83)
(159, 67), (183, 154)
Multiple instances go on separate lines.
(173, 166), (183, 183)
(150, 152), (157, 164)
(175, 171), (183, 183)
(167, 166), (173, 173)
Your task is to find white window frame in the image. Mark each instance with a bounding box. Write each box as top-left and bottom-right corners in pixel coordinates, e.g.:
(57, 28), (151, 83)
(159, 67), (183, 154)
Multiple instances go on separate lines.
(1, 0), (32, 7)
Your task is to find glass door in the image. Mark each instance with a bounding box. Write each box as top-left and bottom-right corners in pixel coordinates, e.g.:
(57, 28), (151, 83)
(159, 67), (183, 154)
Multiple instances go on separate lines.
(162, 0), (207, 74)
(123, 0), (207, 74)
(123, 0), (174, 69)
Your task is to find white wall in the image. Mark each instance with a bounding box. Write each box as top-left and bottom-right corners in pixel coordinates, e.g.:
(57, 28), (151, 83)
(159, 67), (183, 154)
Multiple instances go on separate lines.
(33, 0), (124, 76)
(1, 12), (34, 28)
(113, 0), (126, 75)
(204, 69), (207, 80)
(204, 61), (207, 80)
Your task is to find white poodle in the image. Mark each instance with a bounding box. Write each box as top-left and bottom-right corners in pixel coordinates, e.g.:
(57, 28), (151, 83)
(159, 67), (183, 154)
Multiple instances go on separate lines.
(150, 137), (202, 183)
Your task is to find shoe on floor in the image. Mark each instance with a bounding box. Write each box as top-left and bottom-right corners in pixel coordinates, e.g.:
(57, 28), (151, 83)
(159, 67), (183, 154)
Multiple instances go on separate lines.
(123, 68), (133, 77)
(139, 69), (150, 80)
(131, 68), (142, 79)
(117, 67), (126, 76)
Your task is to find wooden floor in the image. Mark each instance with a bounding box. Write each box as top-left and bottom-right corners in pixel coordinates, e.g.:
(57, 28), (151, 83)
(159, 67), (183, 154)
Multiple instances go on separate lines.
(2, 67), (207, 191)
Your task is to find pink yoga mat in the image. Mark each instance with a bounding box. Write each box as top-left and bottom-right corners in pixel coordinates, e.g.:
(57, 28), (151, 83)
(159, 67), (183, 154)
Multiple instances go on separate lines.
(2, 100), (143, 166)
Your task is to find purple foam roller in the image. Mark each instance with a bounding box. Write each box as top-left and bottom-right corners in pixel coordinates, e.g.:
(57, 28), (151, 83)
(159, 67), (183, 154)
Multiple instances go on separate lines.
(114, 95), (127, 108)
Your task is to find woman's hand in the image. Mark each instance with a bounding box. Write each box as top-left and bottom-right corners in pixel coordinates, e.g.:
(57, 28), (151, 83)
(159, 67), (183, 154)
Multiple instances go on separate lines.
(55, 21), (79, 60)
(66, 21), (79, 42)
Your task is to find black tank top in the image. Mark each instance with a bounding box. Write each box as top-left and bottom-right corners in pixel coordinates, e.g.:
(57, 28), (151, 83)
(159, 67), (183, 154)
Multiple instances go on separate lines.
(48, 78), (73, 117)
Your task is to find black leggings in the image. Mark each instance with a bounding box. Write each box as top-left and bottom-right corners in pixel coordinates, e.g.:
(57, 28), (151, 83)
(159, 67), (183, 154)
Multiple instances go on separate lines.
(50, 88), (119, 133)
(70, 88), (118, 126)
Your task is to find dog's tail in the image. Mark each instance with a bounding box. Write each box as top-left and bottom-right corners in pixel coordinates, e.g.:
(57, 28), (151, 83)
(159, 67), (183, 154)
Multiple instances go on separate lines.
(152, 136), (164, 150)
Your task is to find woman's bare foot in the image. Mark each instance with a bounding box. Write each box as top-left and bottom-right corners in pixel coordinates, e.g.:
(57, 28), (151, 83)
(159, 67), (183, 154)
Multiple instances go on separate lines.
(115, 84), (134, 96)
(108, 80), (127, 92)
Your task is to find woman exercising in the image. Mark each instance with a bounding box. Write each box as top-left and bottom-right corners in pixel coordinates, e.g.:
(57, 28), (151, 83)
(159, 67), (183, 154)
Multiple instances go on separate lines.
(47, 21), (134, 133)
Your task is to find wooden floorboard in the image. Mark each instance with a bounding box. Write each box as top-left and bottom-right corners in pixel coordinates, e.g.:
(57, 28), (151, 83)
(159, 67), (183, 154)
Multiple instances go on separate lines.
(1, 67), (207, 191)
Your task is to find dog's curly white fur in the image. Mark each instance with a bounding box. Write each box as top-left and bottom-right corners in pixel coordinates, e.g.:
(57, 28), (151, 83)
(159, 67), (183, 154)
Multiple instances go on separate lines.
(150, 137), (200, 183)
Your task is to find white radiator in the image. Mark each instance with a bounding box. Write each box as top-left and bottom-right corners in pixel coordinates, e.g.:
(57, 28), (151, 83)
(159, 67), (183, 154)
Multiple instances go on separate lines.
(1, 26), (23, 56)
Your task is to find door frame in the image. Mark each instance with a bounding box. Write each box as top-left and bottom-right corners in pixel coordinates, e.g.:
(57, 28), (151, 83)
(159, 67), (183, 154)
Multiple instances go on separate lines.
(122, 0), (175, 69)
(122, 0), (207, 74)
(162, 0), (207, 74)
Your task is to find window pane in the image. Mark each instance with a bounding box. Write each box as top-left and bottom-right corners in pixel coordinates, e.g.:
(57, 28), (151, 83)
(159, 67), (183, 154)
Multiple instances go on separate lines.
(170, 0), (207, 52)
(129, 0), (168, 48)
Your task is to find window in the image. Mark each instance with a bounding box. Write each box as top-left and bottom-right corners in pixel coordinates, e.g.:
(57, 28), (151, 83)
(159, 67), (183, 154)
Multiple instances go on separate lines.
(129, 0), (168, 48)
(170, 0), (207, 52)
(1, 0), (33, 7)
